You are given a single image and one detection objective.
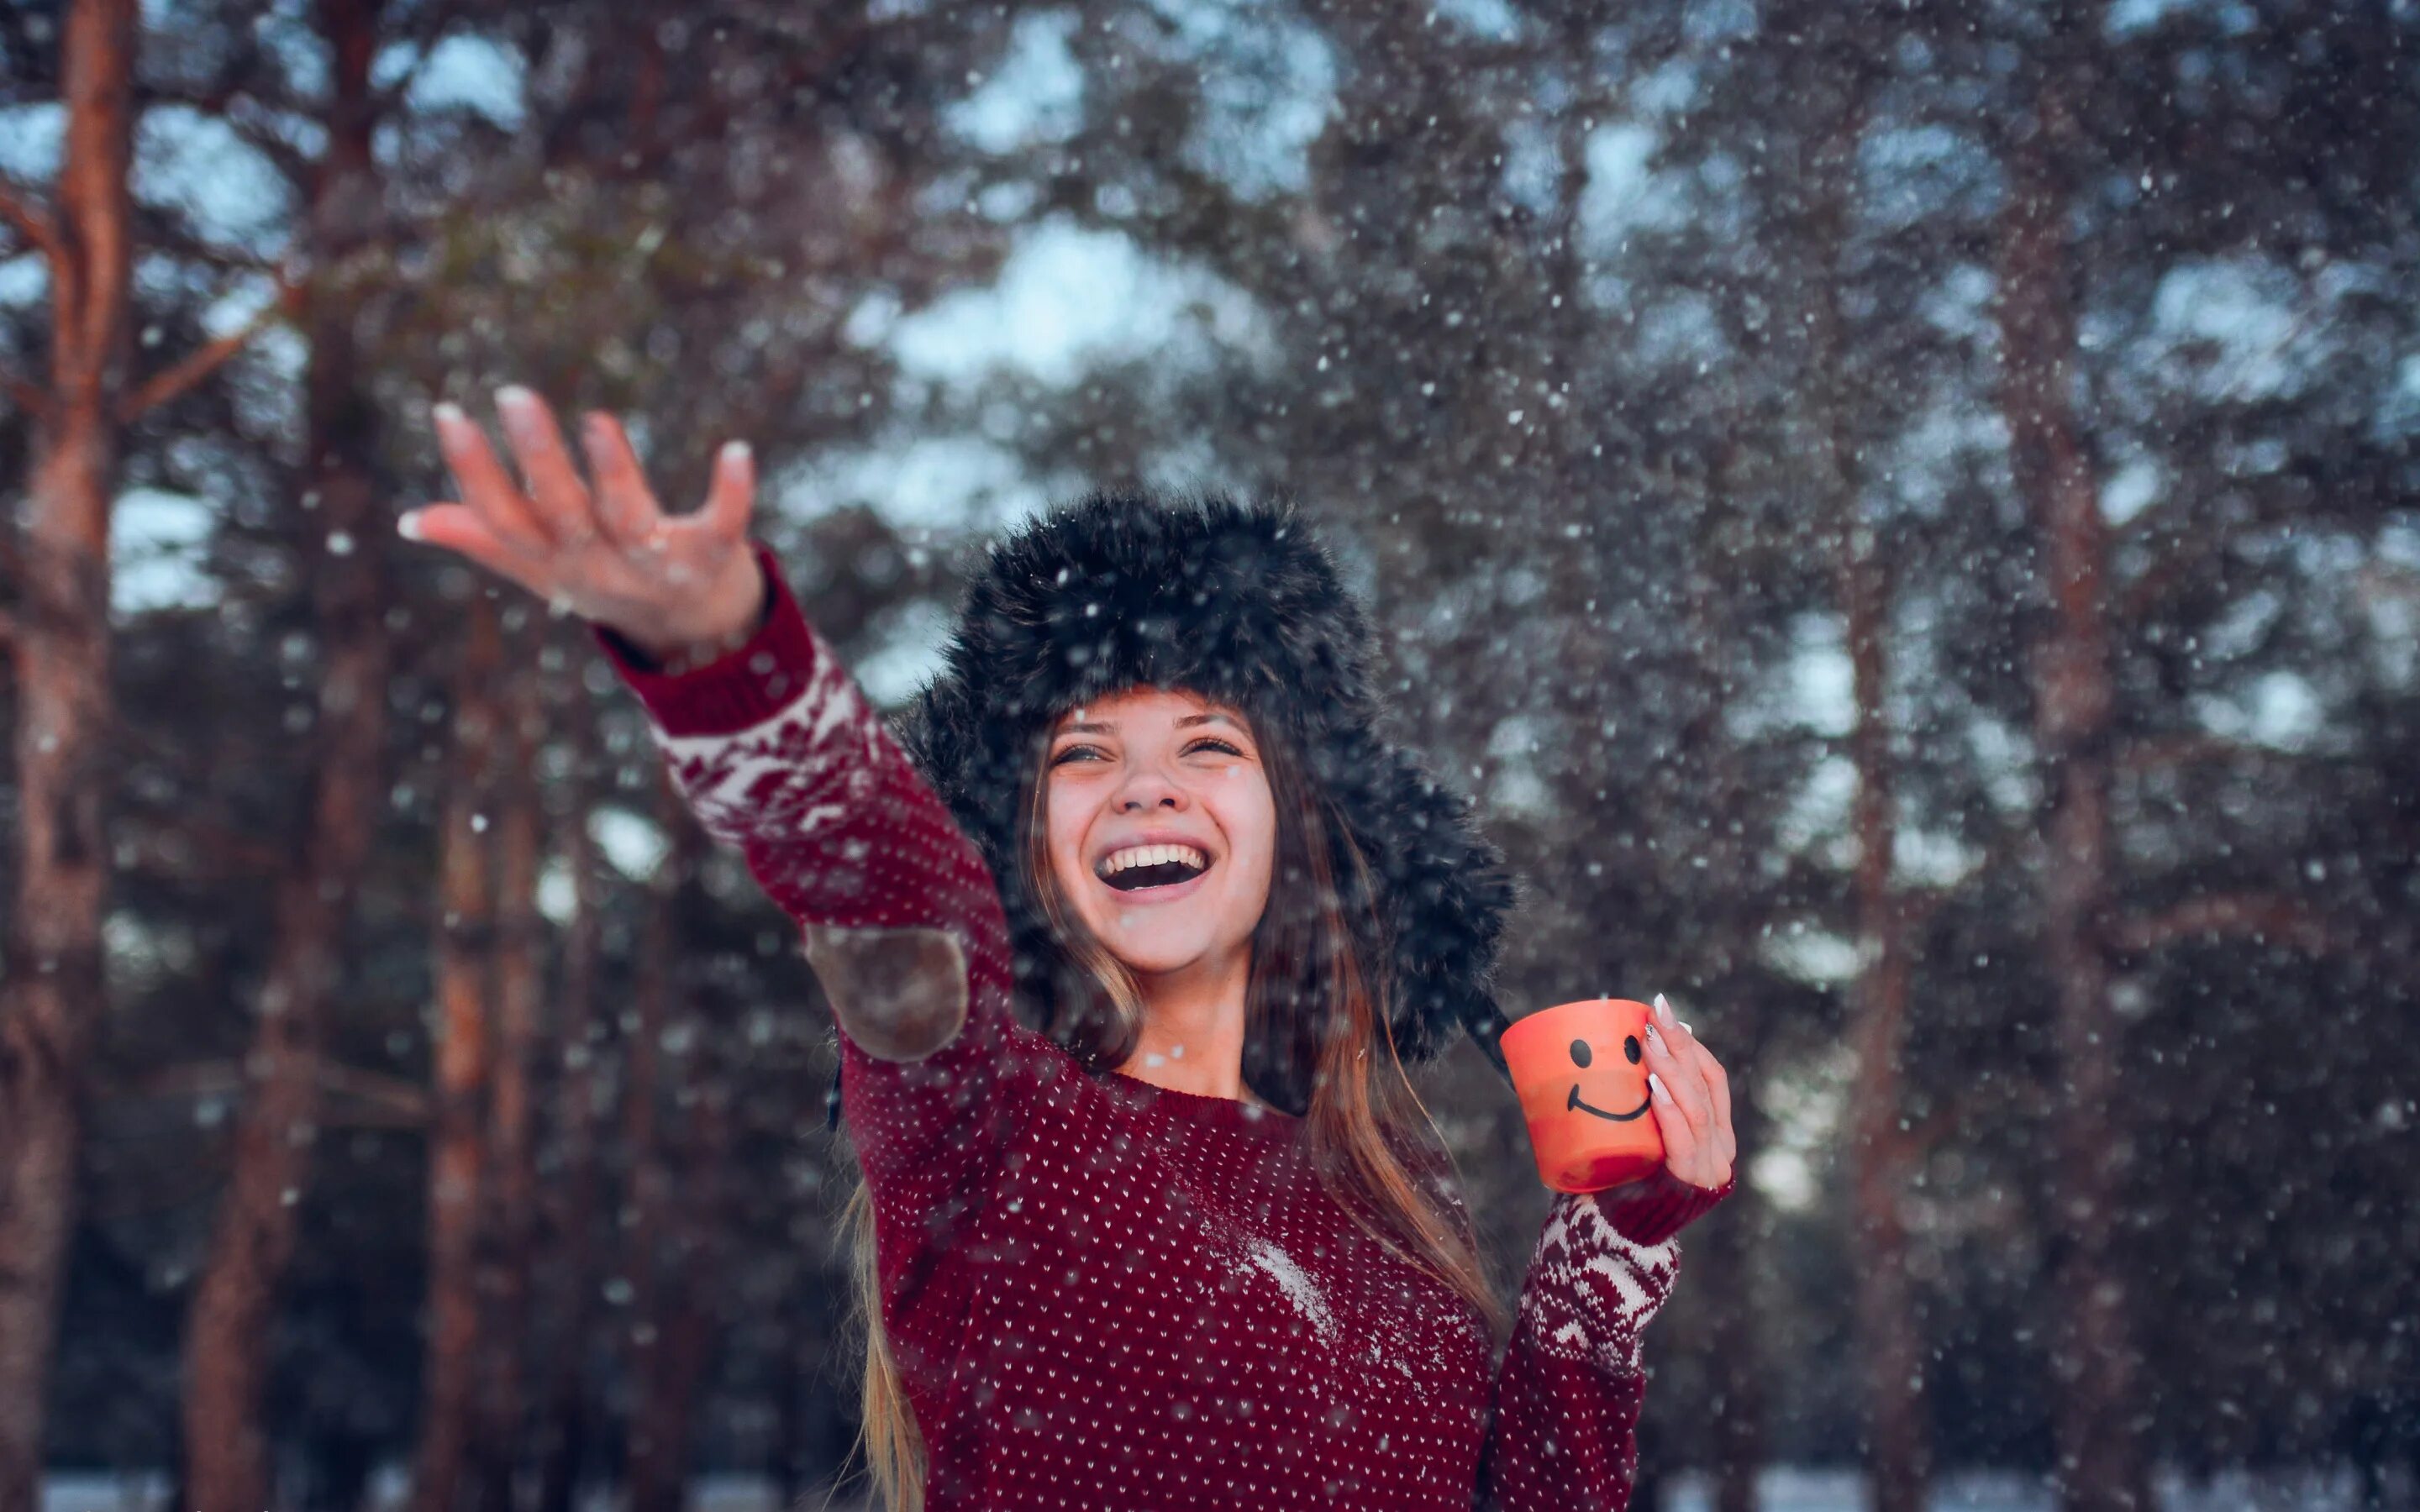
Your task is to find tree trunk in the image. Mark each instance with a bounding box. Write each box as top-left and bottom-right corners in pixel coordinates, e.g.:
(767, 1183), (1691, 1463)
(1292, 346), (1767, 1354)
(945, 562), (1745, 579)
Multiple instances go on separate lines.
(768, 1281), (816, 1512)
(1994, 71), (2153, 1512)
(633, 1066), (734, 1512)
(180, 3), (389, 1504)
(1706, 1051), (1771, 1512)
(411, 594), (505, 1512)
(1812, 176), (1933, 1512)
(534, 642), (611, 1512)
(1674, 512), (1778, 1512)
(614, 779), (682, 1509)
(471, 624), (549, 1512)
(1842, 575), (1930, 1512)
(0, 4), (135, 1508)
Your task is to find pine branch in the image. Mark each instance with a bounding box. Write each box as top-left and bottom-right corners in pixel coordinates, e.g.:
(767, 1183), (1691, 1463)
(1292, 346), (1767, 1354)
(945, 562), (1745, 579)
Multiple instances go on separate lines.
(115, 276), (304, 423)
(136, 204), (285, 279)
(106, 1055), (429, 1127)
(3, 370), (50, 422)
(2109, 891), (2342, 958)
(225, 109), (315, 189)
(0, 181), (63, 267)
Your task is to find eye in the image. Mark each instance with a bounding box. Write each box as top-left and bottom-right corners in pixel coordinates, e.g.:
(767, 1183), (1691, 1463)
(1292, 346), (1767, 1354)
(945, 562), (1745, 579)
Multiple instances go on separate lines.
(1623, 1036), (1642, 1064)
(1568, 1038), (1592, 1068)
(1057, 738), (1239, 766)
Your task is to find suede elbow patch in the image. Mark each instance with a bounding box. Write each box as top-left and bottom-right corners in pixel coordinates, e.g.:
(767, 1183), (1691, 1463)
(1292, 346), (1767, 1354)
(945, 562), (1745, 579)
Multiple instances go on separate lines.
(802, 923), (971, 1063)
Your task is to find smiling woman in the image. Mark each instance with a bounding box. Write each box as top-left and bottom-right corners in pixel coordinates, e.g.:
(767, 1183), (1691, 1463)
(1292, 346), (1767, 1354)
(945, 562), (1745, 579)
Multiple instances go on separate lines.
(516, 467), (1739, 1512)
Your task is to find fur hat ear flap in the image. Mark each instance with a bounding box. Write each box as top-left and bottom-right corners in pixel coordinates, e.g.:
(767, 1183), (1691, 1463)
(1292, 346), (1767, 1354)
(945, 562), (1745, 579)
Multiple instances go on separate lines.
(1317, 737), (1520, 1079)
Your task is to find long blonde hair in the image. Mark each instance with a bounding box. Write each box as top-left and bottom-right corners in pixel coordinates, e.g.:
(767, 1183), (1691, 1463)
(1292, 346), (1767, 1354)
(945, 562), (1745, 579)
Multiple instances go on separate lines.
(838, 704), (1505, 1511)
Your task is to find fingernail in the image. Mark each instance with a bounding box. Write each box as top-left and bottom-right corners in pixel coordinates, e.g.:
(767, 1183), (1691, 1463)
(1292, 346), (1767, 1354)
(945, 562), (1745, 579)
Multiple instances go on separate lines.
(495, 385), (534, 416)
(1655, 992), (1676, 1025)
(397, 512), (424, 541)
(721, 439), (751, 467)
(1681, 1021), (1693, 1034)
(432, 402), (464, 428)
(1644, 1021), (1662, 1045)
(1649, 1071), (1670, 1102)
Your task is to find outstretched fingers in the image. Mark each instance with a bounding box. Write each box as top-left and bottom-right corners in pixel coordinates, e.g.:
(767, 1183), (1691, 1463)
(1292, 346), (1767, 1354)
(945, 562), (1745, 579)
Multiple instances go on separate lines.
(494, 386), (597, 546)
(700, 438), (755, 543)
(400, 504), (531, 591)
(433, 404), (550, 553)
(579, 411), (665, 546)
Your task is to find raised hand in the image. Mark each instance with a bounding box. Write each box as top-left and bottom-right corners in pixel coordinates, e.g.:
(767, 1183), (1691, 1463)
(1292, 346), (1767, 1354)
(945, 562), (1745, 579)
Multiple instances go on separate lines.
(399, 386), (766, 667)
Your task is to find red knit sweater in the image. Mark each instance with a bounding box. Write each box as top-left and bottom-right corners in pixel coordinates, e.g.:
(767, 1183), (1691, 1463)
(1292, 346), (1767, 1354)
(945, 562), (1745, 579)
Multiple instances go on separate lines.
(594, 540), (1733, 1511)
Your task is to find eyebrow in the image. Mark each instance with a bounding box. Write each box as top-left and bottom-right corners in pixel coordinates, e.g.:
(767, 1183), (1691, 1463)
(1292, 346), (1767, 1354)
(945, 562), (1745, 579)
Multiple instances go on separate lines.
(1056, 712), (1246, 736)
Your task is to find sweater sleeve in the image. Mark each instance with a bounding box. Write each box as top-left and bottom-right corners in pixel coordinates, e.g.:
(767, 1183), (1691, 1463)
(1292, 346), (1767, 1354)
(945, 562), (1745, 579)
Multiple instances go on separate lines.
(1476, 1170), (1734, 1512)
(588, 538), (1062, 1218)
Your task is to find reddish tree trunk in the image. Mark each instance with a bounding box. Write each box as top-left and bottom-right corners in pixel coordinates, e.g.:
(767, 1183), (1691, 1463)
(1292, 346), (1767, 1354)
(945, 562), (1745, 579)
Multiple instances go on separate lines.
(1703, 1056), (1770, 1512)
(471, 626), (548, 1512)
(534, 646), (611, 1512)
(1995, 74), (2154, 1512)
(1808, 134), (1933, 1512)
(1841, 525), (1930, 1512)
(633, 1068), (735, 1512)
(180, 3), (390, 1504)
(0, 5), (135, 1509)
(1670, 524), (1776, 1512)
(618, 795), (689, 1512)
(412, 595), (505, 1512)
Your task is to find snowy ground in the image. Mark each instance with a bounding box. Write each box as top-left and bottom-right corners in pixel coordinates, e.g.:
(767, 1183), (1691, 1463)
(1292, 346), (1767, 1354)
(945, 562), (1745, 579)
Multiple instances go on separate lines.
(40, 1464), (2409, 1511)
(1660, 1465), (2401, 1510)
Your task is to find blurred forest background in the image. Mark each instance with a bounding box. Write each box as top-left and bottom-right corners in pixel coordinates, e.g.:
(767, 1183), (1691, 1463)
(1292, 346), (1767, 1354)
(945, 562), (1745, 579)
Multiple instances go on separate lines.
(2, 0), (2415, 1509)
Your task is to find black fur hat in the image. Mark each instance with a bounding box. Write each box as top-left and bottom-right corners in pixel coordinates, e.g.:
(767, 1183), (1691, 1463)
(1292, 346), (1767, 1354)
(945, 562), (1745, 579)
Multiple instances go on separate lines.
(882, 491), (1518, 1099)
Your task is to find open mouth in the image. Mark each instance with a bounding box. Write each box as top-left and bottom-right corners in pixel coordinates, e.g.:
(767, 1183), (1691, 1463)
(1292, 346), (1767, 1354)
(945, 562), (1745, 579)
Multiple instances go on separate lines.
(1094, 843), (1213, 894)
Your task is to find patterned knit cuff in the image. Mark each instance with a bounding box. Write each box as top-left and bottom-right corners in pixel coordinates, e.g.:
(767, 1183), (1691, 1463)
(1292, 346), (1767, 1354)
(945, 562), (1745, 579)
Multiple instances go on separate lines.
(1591, 1166), (1737, 1249)
(1520, 1190), (1684, 1378)
(588, 538), (822, 737)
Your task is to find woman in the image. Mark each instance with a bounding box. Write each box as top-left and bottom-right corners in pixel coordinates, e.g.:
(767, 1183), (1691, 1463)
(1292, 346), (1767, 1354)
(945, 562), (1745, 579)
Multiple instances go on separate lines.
(401, 387), (1739, 1512)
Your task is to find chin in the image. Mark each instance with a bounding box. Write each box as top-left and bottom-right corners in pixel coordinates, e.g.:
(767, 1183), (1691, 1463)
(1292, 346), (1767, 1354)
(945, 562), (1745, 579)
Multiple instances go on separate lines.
(1089, 906), (1259, 978)
(1098, 930), (1223, 979)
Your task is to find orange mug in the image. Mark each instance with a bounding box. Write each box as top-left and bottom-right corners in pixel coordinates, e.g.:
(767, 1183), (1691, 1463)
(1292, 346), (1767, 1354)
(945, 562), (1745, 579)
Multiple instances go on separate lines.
(1500, 999), (1667, 1194)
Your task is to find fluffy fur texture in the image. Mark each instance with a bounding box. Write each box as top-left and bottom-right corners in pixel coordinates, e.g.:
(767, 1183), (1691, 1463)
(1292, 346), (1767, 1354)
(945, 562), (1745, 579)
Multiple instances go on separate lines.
(891, 491), (1518, 1082)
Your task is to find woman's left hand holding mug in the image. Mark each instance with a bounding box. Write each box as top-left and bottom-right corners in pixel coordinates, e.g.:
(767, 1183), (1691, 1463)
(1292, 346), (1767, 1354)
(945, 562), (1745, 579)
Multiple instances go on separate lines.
(1639, 992), (1734, 1191)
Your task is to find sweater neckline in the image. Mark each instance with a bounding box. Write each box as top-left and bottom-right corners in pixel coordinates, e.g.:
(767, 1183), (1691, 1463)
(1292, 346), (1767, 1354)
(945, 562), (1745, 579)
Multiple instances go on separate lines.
(1106, 1070), (1302, 1137)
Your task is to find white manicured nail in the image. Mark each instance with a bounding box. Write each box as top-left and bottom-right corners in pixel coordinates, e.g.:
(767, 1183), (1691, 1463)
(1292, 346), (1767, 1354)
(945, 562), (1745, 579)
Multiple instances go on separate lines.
(1649, 1071), (1670, 1103)
(721, 439), (751, 466)
(397, 512), (424, 541)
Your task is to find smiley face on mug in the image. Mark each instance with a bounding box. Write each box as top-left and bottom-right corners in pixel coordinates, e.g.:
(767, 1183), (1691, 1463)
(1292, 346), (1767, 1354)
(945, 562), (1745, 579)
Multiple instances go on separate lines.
(1564, 1030), (1652, 1122)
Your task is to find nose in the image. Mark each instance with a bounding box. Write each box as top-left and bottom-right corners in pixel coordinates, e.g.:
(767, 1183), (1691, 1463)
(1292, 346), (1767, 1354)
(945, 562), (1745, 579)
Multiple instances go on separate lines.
(1114, 759), (1191, 813)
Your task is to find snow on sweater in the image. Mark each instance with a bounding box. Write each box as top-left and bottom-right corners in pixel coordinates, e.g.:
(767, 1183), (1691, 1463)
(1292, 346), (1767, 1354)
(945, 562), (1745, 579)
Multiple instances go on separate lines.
(592, 538), (1734, 1511)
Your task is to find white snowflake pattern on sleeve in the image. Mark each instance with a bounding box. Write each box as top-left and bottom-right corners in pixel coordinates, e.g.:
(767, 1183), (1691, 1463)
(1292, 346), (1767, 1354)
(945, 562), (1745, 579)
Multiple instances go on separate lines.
(1513, 1190), (1681, 1378)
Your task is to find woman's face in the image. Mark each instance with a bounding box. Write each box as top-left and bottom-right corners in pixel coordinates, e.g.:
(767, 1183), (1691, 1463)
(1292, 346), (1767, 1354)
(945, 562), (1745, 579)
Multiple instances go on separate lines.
(1044, 685), (1277, 981)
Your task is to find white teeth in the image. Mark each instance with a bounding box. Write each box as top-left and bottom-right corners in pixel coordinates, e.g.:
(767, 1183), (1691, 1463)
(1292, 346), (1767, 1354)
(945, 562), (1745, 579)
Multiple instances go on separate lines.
(1096, 843), (1208, 878)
